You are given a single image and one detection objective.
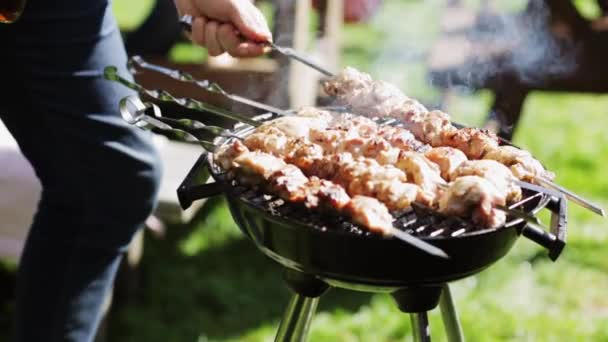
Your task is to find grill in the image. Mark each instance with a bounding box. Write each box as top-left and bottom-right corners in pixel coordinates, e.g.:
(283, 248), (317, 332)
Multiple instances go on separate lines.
(107, 60), (571, 342)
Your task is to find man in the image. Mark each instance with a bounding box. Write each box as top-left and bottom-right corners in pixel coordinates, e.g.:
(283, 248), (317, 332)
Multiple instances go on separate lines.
(0, 0), (271, 341)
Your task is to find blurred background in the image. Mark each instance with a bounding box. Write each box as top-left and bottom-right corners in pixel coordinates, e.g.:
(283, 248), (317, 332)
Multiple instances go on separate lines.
(2, 0), (608, 341)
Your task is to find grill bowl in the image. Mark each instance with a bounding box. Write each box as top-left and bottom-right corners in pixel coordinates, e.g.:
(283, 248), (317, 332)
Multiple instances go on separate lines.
(205, 149), (551, 289)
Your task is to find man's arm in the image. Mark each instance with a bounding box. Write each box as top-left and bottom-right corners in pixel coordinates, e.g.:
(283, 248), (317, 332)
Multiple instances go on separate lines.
(174, 0), (272, 57)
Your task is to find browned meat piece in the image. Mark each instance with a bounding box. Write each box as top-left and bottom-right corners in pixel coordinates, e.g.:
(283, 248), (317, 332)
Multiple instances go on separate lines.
(329, 112), (378, 137)
(395, 151), (446, 202)
(347, 178), (421, 211)
(376, 125), (430, 152)
(304, 176), (351, 210)
(243, 126), (290, 156)
(323, 67), (427, 119)
(449, 160), (522, 203)
(343, 195), (394, 236)
(216, 146), (396, 234)
(439, 127), (500, 159)
(214, 140), (249, 170)
(395, 110), (451, 146)
(425, 147), (468, 180)
(256, 107), (332, 138)
(484, 145), (555, 181)
(268, 164), (310, 202)
(232, 151), (287, 186)
(438, 176), (507, 228)
(323, 67), (510, 162)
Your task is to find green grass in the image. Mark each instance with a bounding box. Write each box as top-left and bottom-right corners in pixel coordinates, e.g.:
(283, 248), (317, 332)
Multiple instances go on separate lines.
(2, 0), (607, 341)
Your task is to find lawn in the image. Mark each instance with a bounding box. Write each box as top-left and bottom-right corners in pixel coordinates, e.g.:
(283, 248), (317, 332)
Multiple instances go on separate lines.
(2, 0), (608, 341)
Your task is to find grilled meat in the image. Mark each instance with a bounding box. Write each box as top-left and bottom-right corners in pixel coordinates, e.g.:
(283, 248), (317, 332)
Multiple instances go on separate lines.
(214, 139), (250, 170)
(484, 145), (555, 181)
(217, 143), (395, 233)
(449, 160), (522, 203)
(308, 153), (425, 210)
(344, 195), (394, 236)
(424, 147), (468, 180)
(438, 176), (507, 228)
(232, 151), (288, 186)
(323, 67), (553, 182)
(395, 151), (447, 201)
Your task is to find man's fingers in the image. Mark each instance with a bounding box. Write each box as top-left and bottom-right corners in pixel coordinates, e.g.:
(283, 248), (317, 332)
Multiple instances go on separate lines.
(217, 24), (241, 55)
(229, 0), (272, 43)
(234, 42), (268, 58)
(205, 21), (224, 57)
(217, 23), (269, 58)
(191, 16), (207, 47)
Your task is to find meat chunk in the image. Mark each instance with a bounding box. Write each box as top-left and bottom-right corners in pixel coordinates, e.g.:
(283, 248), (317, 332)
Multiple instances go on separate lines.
(344, 195), (394, 236)
(484, 145), (555, 181)
(425, 147), (467, 180)
(449, 160), (522, 203)
(438, 176), (507, 228)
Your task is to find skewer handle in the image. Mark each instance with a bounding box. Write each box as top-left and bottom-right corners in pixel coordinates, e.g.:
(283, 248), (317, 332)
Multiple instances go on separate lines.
(128, 55), (289, 116)
(105, 66), (261, 127)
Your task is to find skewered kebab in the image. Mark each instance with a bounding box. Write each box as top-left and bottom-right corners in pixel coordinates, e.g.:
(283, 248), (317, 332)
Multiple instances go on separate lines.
(240, 113), (553, 227)
(438, 176), (507, 229)
(118, 91), (530, 229)
(244, 123), (443, 208)
(323, 69), (530, 160)
(215, 141), (382, 224)
(424, 147), (468, 180)
(214, 140), (449, 258)
(241, 128), (513, 227)
(323, 67), (605, 216)
(240, 125), (520, 228)
(115, 57), (601, 215)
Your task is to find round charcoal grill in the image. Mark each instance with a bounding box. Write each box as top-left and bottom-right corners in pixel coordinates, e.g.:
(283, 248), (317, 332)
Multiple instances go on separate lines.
(108, 63), (570, 341)
(172, 112), (568, 342)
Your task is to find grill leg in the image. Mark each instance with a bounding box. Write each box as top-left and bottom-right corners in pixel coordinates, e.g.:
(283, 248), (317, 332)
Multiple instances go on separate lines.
(275, 293), (319, 342)
(439, 284), (464, 342)
(410, 312), (431, 342)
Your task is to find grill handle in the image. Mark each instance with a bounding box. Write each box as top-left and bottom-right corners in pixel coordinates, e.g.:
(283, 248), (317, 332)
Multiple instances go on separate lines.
(521, 195), (567, 261)
(177, 153), (224, 209)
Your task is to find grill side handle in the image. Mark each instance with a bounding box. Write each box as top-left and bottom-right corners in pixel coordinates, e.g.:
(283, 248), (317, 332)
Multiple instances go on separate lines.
(177, 152), (224, 209)
(521, 195), (567, 261)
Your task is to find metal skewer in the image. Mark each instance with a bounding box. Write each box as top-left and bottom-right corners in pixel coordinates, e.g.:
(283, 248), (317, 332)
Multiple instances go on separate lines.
(389, 228), (449, 259)
(179, 15), (335, 77)
(128, 56), (290, 116)
(267, 42), (334, 77)
(104, 66), (261, 127)
(534, 176), (605, 217)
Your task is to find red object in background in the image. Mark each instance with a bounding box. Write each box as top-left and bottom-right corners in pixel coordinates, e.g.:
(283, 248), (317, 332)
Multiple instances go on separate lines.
(312, 0), (383, 24)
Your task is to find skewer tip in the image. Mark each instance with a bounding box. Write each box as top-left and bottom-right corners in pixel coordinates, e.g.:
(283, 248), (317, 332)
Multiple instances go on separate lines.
(390, 228), (450, 259)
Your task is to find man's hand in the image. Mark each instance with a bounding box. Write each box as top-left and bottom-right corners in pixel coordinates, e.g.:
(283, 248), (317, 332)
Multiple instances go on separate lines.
(174, 0), (272, 57)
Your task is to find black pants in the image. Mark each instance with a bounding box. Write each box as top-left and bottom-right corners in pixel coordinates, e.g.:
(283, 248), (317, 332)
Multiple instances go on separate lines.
(0, 1), (162, 341)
